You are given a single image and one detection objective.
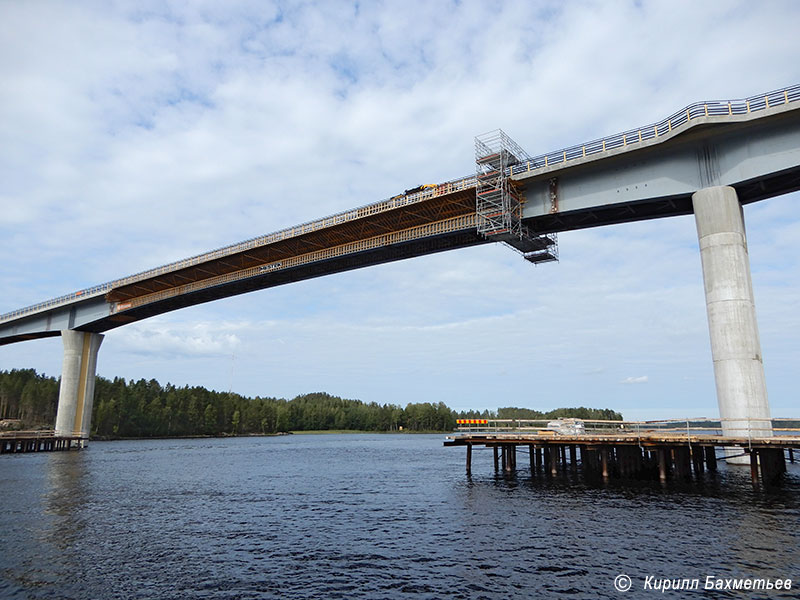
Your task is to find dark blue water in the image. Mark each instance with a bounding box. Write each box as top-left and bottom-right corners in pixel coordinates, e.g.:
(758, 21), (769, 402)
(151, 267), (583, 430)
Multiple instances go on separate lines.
(1, 434), (798, 599)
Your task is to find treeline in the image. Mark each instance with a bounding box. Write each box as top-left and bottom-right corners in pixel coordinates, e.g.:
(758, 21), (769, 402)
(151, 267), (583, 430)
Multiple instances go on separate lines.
(0, 369), (622, 437)
(467, 406), (623, 421)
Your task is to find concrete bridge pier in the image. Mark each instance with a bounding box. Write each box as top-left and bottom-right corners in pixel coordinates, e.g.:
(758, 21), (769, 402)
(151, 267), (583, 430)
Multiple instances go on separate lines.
(54, 330), (104, 446)
(692, 186), (772, 464)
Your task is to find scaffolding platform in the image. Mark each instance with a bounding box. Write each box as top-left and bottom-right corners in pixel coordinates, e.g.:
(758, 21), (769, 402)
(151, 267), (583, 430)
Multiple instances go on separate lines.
(474, 129), (559, 263)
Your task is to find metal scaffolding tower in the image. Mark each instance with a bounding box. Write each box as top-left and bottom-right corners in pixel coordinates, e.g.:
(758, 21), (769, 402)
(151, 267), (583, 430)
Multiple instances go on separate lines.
(475, 129), (558, 264)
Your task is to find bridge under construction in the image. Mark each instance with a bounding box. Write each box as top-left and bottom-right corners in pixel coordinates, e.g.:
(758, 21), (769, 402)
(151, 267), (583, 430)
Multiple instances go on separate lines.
(2, 85), (800, 458)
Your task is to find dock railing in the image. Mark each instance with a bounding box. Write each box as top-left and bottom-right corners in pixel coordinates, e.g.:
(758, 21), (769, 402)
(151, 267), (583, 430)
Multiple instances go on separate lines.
(0, 430), (58, 440)
(455, 417), (800, 441)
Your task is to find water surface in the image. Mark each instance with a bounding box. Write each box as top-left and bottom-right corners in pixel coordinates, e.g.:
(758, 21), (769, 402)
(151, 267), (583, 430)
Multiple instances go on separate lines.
(1, 434), (798, 599)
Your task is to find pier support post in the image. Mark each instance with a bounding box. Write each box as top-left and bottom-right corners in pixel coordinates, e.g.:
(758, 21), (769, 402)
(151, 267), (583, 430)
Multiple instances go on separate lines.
(692, 448), (705, 475)
(511, 445), (516, 471)
(529, 445), (535, 474)
(704, 447), (717, 472)
(501, 445), (515, 474)
(658, 448), (668, 482)
(54, 330), (104, 445)
(548, 446), (558, 476)
(600, 447), (609, 479)
(466, 444), (472, 476)
(493, 446), (499, 472)
(749, 450), (760, 487)
(674, 447), (692, 480)
(759, 448), (785, 485)
(692, 186), (772, 463)
(581, 447), (593, 475)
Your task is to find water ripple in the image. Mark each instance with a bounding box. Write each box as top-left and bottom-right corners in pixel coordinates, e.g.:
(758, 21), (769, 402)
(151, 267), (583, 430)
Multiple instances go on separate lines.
(1, 435), (798, 599)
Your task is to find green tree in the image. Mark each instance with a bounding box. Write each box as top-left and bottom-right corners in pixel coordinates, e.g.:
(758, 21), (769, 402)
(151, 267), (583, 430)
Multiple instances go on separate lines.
(231, 409), (241, 434)
(204, 403), (217, 435)
(275, 405), (289, 432)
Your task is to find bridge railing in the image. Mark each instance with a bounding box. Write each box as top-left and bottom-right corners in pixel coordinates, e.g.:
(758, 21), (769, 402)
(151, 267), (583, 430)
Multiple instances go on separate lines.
(0, 173), (478, 324)
(510, 84), (800, 174)
(0, 284), (115, 325)
(117, 214), (480, 312)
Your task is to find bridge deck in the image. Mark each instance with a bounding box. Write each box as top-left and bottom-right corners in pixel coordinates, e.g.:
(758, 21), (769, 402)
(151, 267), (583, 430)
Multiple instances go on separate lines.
(108, 187), (476, 304)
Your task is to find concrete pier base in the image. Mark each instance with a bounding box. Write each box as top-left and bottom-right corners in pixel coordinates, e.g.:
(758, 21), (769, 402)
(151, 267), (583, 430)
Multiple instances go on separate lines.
(692, 186), (772, 464)
(54, 330), (104, 444)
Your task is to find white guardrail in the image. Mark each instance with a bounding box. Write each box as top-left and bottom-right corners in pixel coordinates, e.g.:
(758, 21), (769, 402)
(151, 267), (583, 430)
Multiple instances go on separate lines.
(3, 84), (799, 324)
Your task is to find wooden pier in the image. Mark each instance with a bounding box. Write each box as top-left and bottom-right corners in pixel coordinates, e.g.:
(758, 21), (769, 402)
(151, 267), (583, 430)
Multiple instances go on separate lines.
(0, 431), (82, 454)
(446, 419), (800, 487)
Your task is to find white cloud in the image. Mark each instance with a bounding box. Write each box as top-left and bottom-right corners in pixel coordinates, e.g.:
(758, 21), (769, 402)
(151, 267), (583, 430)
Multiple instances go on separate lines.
(110, 319), (242, 358)
(620, 376), (649, 385)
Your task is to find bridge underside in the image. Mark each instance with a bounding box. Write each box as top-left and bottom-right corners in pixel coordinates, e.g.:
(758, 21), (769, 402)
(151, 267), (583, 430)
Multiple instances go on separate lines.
(107, 189), (477, 304)
(90, 227), (487, 333)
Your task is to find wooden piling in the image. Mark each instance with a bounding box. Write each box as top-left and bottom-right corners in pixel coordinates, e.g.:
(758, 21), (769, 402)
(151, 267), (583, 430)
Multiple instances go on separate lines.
(581, 447), (595, 476)
(569, 445), (577, 470)
(466, 444), (472, 476)
(692, 447), (704, 475)
(619, 446), (629, 478)
(704, 446), (717, 472)
(759, 448), (786, 485)
(673, 447), (691, 480)
(493, 446), (499, 472)
(658, 448), (668, 482)
(750, 450), (760, 487)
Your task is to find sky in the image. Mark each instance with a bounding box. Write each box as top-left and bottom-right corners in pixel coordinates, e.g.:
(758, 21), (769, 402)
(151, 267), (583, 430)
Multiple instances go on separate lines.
(1, 0), (799, 420)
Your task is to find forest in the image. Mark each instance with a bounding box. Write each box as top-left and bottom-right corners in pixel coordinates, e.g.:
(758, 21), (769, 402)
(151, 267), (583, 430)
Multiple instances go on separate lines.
(0, 369), (623, 437)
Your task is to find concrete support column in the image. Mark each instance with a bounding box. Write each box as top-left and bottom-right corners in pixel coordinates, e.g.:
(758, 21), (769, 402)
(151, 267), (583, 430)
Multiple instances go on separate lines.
(692, 186), (772, 460)
(54, 330), (104, 443)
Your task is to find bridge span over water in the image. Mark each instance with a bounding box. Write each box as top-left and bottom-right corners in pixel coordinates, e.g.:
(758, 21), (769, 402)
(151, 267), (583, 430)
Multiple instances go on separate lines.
(3, 85), (800, 451)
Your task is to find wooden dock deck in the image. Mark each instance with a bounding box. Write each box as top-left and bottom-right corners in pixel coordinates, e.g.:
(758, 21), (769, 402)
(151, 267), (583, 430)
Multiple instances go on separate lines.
(445, 419), (800, 487)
